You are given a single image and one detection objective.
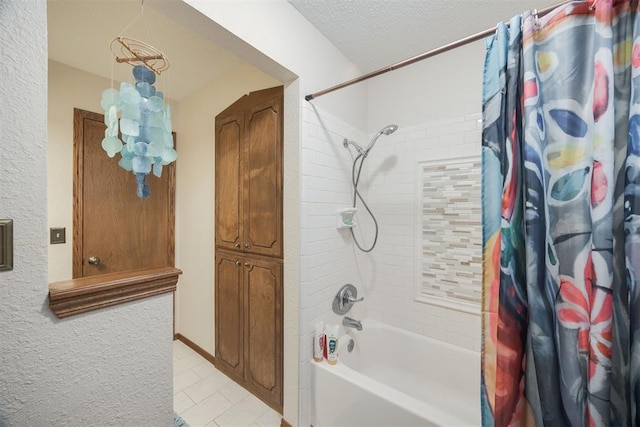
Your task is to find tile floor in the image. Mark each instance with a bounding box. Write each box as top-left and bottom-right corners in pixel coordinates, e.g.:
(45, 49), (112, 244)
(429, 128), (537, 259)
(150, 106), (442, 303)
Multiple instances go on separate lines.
(173, 339), (282, 427)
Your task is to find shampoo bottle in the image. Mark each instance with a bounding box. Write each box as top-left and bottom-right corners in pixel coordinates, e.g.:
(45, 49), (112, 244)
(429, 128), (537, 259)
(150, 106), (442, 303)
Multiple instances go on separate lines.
(313, 321), (324, 362)
(325, 324), (339, 365)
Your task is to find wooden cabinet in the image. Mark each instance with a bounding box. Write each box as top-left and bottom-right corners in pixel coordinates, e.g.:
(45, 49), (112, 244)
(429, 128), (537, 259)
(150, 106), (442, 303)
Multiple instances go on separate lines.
(215, 251), (282, 410)
(214, 253), (244, 379)
(214, 86), (284, 412)
(215, 87), (283, 259)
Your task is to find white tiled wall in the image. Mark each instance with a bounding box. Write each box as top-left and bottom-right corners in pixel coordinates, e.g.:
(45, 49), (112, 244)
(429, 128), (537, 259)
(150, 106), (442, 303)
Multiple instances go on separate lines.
(298, 105), (483, 425)
(299, 103), (367, 426)
(358, 114), (483, 352)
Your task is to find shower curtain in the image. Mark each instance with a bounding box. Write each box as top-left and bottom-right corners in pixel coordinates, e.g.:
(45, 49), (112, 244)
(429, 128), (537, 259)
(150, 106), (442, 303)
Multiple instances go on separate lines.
(481, 1), (640, 425)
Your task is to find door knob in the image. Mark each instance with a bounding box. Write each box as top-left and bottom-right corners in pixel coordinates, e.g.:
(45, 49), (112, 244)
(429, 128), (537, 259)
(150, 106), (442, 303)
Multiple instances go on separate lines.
(88, 256), (100, 265)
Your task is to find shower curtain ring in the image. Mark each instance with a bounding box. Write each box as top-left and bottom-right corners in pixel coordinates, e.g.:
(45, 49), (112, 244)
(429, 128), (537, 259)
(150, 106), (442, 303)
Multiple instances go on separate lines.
(532, 9), (542, 29)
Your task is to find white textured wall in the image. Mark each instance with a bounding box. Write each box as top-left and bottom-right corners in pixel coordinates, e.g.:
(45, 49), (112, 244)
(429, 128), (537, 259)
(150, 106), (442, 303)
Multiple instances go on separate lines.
(1, 2), (174, 426)
(175, 62), (281, 355)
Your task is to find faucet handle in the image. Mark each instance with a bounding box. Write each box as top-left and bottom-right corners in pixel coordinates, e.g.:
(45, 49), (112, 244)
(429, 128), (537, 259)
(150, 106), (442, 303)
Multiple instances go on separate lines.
(346, 292), (364, 304)
(332, 284), (363, 315)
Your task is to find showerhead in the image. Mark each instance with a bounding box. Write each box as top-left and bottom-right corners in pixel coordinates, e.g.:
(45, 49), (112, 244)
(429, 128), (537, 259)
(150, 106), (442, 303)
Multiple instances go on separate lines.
(364, 124), (399, 155)
(381, 124), (398, 135)
(343, 124), (399, 158)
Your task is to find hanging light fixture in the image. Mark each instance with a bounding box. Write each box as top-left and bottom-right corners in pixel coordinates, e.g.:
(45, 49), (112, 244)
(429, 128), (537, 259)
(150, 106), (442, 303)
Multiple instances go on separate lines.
(100, 32), (176, 199)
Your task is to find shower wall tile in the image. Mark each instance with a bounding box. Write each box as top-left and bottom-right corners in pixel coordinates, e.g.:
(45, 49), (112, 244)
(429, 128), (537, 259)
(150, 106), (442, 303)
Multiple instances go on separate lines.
(298, 105), (484, 426)
(299, 104), (367, 427)
(418, 157), (482, 306)
(360, 113), (482, 353)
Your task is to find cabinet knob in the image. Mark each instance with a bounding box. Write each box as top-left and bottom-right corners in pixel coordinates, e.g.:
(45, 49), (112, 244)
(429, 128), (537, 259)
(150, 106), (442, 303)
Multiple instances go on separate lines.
(235, 260), (241, 267)
(88, 256), (100, 265)
(234, 242), (241, 248)
(244, 243), (250, 249)
(244, 262), (250, 268)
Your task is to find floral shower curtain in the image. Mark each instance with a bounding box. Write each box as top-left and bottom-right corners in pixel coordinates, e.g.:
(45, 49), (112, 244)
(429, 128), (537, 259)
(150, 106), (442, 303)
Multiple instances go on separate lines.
(481, 1), (640, 425)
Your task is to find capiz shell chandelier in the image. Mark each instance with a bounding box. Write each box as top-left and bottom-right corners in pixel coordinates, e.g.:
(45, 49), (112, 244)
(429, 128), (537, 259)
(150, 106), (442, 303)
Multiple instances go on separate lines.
(100, 36), (176, 199)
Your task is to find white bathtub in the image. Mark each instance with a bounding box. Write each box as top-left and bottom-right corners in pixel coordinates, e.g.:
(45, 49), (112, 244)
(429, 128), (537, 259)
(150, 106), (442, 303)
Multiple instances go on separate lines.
(311, 319), (480, 427)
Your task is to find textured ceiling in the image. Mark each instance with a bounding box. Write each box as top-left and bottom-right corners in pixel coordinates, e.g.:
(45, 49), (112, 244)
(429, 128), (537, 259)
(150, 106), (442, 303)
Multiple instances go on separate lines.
(49, 0), (564, 100)
(287, 0), (563, 73)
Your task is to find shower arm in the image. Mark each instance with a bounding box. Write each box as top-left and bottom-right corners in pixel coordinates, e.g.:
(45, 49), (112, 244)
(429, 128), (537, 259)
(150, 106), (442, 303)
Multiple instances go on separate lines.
(343, 138), (366, 156)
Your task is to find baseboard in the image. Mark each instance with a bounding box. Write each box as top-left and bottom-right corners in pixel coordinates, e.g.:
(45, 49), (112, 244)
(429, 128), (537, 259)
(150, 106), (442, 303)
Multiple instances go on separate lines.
(280, 418), (292, 427)
(174, 333), (215, 365)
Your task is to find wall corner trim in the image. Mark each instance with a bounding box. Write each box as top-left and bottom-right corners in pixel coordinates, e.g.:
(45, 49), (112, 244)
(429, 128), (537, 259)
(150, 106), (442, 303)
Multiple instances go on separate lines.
(48, 266), (182, 318)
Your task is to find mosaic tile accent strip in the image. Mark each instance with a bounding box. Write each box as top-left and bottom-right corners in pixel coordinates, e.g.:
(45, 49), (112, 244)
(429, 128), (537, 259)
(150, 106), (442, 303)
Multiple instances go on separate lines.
(417, 157), (482, 308)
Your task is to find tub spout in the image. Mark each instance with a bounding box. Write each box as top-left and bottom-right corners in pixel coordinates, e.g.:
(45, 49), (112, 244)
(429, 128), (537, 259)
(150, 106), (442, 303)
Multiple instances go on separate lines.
(343, 316), (363, 331)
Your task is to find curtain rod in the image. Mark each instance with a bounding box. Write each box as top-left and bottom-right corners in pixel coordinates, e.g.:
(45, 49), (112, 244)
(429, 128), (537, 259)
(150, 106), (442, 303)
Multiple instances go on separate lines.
(305, 0), (571, 101)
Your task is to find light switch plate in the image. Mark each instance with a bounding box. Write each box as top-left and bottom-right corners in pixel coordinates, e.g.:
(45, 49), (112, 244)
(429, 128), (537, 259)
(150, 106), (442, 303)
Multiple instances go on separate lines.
(0, 219), (13, 271)
(50, 227), (66, 244)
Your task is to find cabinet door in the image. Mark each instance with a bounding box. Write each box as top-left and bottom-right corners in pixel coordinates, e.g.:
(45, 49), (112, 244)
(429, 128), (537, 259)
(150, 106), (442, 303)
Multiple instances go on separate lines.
(243, 95), (283, 258)
(243, 256), (283, 410)
(215, 252), (244, 379)
(215, 112), (244, 252)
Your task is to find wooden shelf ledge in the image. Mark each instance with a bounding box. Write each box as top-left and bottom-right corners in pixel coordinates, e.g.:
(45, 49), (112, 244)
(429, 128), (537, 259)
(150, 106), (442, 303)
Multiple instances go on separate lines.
(49, 266), (182, 318)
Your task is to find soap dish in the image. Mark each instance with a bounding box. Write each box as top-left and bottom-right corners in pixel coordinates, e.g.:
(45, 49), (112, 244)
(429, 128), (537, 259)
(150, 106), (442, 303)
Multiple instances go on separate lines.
(337, 208), (357, 229)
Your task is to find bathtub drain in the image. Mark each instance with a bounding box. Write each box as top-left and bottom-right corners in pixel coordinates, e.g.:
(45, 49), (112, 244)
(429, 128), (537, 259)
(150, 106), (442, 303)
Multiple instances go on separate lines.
(347, 339), (354, 352)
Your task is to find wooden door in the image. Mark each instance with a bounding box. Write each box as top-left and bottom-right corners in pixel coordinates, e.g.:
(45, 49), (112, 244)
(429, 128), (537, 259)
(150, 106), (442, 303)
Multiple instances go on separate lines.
(73, 108), (175, 278)
(215, 251), (244, 379)
(244, 256), (282, 410)
(215, 111), (244, 252)
(243, 94), (283, 258)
